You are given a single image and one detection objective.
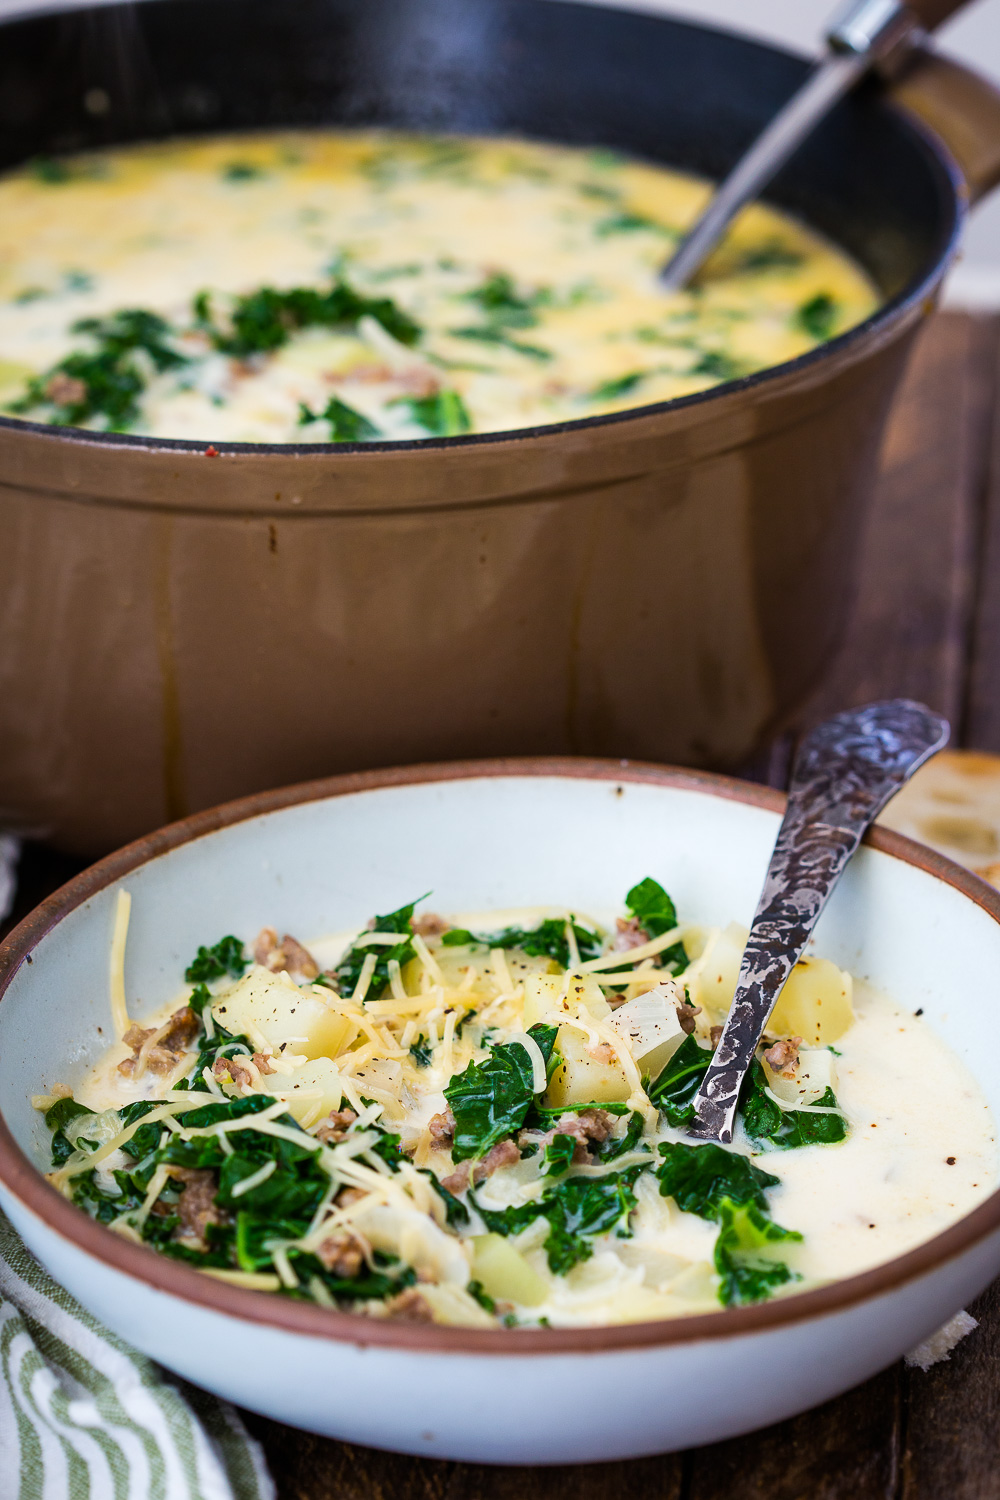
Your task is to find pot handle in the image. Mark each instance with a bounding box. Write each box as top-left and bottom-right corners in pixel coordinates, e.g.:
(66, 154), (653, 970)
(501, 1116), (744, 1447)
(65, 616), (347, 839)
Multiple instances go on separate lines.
(888, 46), (1000, 203)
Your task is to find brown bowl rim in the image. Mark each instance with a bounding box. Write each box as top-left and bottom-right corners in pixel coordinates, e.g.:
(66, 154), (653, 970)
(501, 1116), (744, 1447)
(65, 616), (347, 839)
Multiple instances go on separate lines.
(1, 755), (998, 1356)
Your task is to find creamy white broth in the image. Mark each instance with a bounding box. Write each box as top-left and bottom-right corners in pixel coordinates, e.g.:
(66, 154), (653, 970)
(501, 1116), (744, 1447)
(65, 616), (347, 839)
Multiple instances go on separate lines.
(0, 131), (879, 442)
(39, 892), (996, 1330)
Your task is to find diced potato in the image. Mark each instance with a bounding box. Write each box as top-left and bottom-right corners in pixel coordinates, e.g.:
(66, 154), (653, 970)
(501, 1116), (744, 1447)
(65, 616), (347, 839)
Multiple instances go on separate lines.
(212, 968), (352, 1060)
(544, 1024), (630, 1107)
(769, 959), (853, 1046)
(281, 1057), (344, 1123)
(471, 1233), (549, 1307)
(689, 922), (747, 1018)
(523, 971), (610, 1030)
(763, 1045), (836, 1108)
(690, 926), (854, 1046)
(608, 983), (684, 1078)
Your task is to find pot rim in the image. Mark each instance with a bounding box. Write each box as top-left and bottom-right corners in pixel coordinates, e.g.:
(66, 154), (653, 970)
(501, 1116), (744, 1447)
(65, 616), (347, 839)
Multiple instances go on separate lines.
(0, 1), (965, 463)
(1, 755), (999, 1356)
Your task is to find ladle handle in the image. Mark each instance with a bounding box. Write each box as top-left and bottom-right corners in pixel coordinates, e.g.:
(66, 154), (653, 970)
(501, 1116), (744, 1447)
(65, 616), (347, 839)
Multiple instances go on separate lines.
(687, 700), (949, 1145)
(908, 0), (973, 30)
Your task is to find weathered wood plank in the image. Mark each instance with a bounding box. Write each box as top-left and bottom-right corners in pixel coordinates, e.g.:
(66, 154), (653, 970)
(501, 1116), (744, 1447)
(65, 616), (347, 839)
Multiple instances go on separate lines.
(243, 1418), (683, 1500)
(900, 1247), (1000, 1495)
(798, 311), (1000, 731)
(962, 313), (1000, 751)
(684, 1367), (901, 1500)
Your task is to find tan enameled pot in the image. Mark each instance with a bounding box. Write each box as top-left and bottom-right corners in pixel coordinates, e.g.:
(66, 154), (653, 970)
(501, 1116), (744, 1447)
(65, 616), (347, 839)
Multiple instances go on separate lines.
(2, 0), (1000, 853)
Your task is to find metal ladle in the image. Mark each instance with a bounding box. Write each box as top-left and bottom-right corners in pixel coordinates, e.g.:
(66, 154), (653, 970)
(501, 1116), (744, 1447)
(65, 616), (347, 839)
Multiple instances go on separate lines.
(660, 0), (972, 290)
(688, 700), (948, 1143)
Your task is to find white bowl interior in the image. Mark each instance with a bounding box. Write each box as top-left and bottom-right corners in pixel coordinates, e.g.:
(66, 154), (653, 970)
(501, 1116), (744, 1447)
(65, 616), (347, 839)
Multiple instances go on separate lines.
(3, 774), (1000, 1168)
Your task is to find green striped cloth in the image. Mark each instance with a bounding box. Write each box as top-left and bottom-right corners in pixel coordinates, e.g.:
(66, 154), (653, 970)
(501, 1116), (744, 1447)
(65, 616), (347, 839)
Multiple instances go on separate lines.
(0, 1206), (275, 1500)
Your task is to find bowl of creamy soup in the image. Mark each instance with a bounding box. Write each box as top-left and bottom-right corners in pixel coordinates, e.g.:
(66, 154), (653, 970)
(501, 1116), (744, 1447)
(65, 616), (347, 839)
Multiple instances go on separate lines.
(0, 758), (999, 1463)
(0, 0), (998, 855)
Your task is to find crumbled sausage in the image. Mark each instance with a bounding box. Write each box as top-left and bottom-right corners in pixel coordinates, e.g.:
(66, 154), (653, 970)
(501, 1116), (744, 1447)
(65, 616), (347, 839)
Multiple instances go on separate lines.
(118, 1006), (200, 1077)
(439, 1137), (522, 1195)
(316, 1107), (359, 1145)
(428, 1108), (456, 1149)
(170, 1168), (225, 1248)
(612, 917), (648, 952)
(412, 913), (450, 938)
(587, 1041), (616, 1063)
(316, 1228), (369, 1279)
(676, 1001), (701, 1036)
(252, 927), (319, 981)
(252, 1051), (274, 1076)
(710, 1025), (724, 1049)
(213, 1054), (255, 1087)
(763, 1035), (802, 1078)
(521, 1108), (618, 1166)
(335, 1186), (368, 1210)
(383, 1288), (435, 1322)
(45, 373), (87, 407)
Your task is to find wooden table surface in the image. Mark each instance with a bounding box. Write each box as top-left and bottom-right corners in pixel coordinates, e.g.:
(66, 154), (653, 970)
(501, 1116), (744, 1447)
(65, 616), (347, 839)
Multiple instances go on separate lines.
(7, 310), (1000, 1498)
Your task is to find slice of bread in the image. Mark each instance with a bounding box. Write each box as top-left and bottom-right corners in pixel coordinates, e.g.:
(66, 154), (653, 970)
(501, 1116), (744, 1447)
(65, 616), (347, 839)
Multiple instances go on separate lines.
(876, 749), (1000, 889)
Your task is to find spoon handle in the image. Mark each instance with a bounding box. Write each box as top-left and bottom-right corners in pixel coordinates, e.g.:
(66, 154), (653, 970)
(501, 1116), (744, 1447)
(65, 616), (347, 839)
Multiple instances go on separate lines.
(687, 699), (949, 1144)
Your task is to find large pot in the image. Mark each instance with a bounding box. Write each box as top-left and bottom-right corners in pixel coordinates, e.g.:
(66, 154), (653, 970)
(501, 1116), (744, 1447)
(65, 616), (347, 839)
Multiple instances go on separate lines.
(2, 0), (1000, 855)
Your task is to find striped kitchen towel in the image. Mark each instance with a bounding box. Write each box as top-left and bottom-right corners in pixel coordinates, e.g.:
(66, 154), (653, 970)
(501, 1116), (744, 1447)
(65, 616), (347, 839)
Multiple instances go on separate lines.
(0, 1205), (275, 1500)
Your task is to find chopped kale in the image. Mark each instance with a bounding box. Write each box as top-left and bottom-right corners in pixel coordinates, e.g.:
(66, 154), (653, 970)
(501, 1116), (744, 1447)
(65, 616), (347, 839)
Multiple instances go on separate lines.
(467, 1279), (497, 1314)
(29, 156), (74, 184)
(797, 292), (838, 341)
(424, 1170), (470, 1228)
(646, 1034), (711, 1126)
(595, 211), (668, 236)
(596, 1109), (646, 1162)
(590, 372), (646, 401)
(9, 309), (188, 431)
(654, 1140), (780, 1219)
(298, 396), (380, 443)
(450, 326), (552, 361)
(333, 896), (423, 1001)
(222, 161), (265, 181)
(46, 1097), (96, 1166)
(444, 1023), (557, 1162)
(625, 877), (687, 971)
(198, 278), (421, 358)
(393, 389), (472, 436)
(460, 273), (541, 330)
(442, 916), (601, 968)
(690, 350), (743, 380)
(714, 1197), (801, 1306)
(740, 1058), (848, 1150)
(541, 1133), (578, 1176)
(472, 1164), (643, 1274)
(738, 242), (804, 272)
(184, 935), (249, 985)
(409, 1036), (433, 1068)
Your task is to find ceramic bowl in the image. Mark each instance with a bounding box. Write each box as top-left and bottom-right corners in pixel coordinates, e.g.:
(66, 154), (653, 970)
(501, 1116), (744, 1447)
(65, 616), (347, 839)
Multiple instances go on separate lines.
(0, 759), (999, 1464)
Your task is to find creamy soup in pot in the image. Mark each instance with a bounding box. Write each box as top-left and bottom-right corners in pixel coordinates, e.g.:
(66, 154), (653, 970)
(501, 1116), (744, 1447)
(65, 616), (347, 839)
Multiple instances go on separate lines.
(0, 131), (879, 443)
(35, 879), (995, 1329)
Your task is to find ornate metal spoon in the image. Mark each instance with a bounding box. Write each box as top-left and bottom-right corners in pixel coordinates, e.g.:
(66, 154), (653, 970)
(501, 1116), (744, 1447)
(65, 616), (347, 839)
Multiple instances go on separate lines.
(659, 0), (971, 290)
(688, 699), (948, 1144)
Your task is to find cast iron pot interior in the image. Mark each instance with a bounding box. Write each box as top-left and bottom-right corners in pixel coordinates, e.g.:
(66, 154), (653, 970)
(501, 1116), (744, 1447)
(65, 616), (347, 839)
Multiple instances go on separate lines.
(0, 0), (959, 450)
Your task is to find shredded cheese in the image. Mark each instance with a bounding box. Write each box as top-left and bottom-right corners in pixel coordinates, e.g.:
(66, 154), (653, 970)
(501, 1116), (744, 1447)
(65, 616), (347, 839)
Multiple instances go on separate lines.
(108, 889), (132, 1041)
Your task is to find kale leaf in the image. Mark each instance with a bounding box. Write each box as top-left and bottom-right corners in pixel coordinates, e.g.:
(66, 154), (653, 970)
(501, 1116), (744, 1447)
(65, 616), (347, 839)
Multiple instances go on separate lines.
(541, 1133), (577, 1176)
(199, 278), (421, 358)
(334, 896), (423, 1001)
(393, 390), (471, 437)
(471, 1164), (643, 1274)
(46, 1097), (96, 1166)
(444, 1023), (556, 1162)
(184, 935), (249, 985)
(646, 1034), (711, 1126)
(409, 1037), (433, 1068)
(713, 1197), (801, 1306)
(740, 1058), (848, 1150)
(625, 877), (687, 971)
(9, 309), (188, 432)
(298, 396), (380, 443)
(441, 916), (601, 968)
(797, 293), (838, 341)
(654, 1140), (780, 1219)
